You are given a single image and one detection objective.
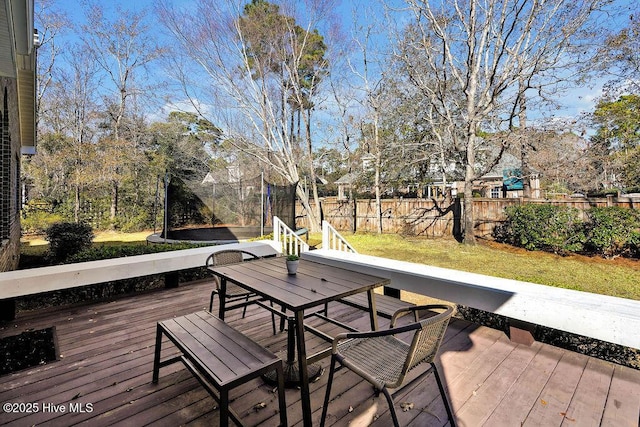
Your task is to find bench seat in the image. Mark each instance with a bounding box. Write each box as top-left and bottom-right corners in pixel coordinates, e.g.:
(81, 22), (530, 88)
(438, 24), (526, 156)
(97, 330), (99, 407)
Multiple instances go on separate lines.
(339, 292), (416, 319)
(152, 311), (287, 427)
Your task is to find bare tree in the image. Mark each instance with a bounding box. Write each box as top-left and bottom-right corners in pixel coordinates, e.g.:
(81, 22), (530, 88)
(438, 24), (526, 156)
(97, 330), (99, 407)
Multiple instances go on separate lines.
(349, 17), (388, 234)
(527, 130), (597, 194)
(396, 0), (607, 244)
(80, 2), (165, 222)
(26, 44), (101, 222)
(34, 0), (69, 126)
(157, 0), (333, 231)
(597, 6), (640, 95)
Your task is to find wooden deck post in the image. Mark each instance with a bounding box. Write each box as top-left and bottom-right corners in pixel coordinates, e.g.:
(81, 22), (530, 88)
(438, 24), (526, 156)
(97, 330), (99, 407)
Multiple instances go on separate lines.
(508, 319), (536, 346)
(0, 298), (16, 321)
(164, 272), (179, 288)
(383, 286), (400, 299)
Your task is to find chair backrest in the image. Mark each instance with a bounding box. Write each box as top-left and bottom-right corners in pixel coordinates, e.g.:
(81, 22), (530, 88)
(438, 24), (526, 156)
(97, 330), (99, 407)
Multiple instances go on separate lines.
(402, 304), (455, 381)
(205, 249), (259, 268)
(206, 250), (260, 289)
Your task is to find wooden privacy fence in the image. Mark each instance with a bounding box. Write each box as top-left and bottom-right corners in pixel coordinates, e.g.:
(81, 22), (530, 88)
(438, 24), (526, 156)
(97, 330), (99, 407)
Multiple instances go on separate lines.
(296, 195), (639, 238)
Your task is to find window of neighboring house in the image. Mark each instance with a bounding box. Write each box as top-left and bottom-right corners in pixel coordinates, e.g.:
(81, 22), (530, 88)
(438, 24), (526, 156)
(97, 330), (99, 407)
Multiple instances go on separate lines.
(491, 186), (501, 198)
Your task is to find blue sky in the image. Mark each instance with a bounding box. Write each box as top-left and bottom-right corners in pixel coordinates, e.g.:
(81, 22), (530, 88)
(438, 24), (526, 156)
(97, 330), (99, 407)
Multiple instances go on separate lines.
(43, 0), (636, 134)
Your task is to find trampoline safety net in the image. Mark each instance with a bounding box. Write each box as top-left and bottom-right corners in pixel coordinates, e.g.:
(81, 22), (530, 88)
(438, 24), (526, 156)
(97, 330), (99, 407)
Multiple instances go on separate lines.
(163, 174), (296, 236)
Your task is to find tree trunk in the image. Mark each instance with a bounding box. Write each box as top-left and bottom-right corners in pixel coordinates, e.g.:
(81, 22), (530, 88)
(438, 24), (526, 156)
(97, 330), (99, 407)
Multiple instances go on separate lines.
(375, 159), (383, 234)
(74, 184), (80, 224)
(296, 185), (320, 232)
(519, 81), (531, 198)
(305, 109), (322, 230)
(373, 115), (383, 234)
(110, 180), (118, 223)
(463, 131), (477, 244)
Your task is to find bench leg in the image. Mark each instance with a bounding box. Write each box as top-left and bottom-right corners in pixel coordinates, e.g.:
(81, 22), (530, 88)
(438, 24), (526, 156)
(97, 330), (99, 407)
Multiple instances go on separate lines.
(152, 324), (163, 383)
(220, 389), (229, 427)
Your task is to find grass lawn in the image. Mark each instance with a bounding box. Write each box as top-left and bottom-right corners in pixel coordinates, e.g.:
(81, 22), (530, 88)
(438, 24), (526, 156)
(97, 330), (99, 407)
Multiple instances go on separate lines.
(339, 233), (640, 301)
(21, 230), (640, 301)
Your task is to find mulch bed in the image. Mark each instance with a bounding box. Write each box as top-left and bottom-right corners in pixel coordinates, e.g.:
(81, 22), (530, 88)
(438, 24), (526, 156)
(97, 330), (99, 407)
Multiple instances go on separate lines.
(0, 327), (58, 375)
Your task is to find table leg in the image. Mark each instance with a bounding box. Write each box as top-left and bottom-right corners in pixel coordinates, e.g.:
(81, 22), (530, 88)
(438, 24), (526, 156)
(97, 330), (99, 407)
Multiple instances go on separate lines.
(367, 289), (379, 331)
(286, 316), (296, 364)
(263, 315), (322, 388)
(295, 310), (313, 427)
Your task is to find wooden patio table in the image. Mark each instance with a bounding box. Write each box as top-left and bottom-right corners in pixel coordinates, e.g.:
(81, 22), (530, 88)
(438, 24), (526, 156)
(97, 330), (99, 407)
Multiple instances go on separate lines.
(209, 257), (390, 427)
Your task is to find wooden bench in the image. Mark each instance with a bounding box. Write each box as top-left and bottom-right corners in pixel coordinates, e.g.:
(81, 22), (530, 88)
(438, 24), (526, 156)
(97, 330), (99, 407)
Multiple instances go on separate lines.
(339, 292), (416, 319)
(294, 227), (309, 240)
(152, 311), (287, 427)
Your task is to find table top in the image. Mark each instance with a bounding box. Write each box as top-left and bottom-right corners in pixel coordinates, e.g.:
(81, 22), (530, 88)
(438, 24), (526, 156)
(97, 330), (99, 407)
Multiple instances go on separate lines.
(209, 257), (390, 311)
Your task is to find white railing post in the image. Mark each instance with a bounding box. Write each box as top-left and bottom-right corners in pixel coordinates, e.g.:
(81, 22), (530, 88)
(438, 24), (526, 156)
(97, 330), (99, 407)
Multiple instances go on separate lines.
(273, 216), (309, 256)
(322, 222), (330, 250)
(321, 220), (357, 253)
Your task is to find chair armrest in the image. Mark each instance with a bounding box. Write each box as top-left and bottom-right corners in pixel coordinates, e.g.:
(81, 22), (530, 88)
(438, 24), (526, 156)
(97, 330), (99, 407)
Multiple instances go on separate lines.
(390, 304), (455, 327)
(331, 322), (423, 353)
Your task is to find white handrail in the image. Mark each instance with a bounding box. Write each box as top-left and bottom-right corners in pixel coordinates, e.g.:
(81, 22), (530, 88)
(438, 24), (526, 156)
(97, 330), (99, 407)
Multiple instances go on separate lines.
(322, 220), (357, 253)
(273, 216), (310, 256)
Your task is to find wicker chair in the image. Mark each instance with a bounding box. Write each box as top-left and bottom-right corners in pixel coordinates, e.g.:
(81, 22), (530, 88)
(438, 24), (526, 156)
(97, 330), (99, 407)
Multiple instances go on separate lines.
(207, 249), (276, 334)
(320, 304), (457, 427)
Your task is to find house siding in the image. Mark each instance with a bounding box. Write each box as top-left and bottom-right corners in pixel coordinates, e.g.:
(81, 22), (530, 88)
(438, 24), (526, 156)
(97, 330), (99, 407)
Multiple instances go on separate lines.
(0, 76), (21, 272)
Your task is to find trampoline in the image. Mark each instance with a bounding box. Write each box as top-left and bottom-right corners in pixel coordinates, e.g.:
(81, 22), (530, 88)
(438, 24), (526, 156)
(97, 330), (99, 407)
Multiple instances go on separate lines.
(147, 225), (263, 245)
(150, 170), (297, 245)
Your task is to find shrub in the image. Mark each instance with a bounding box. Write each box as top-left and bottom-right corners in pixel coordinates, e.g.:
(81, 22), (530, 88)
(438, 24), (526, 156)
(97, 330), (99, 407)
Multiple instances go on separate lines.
(629, 231), (640, 258)
(45, 222), (94, 262)
(65, 242), (199, 263)
(584, 207), (640, 258)
(495, 204), (585, 254)
(586, 189), (620, 198)
(21, 210), (65, 234)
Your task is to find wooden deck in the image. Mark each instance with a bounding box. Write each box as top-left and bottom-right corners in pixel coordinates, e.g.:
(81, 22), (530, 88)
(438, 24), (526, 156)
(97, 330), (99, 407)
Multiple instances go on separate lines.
(1, 279), (638, 426)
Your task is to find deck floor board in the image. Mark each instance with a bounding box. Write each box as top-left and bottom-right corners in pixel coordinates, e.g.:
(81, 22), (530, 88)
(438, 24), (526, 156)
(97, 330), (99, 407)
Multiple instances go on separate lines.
(1, 279), (638, 426)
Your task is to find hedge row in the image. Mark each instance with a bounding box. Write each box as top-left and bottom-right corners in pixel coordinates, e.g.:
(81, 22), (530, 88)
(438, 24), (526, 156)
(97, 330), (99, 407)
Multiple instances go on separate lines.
(494, 205), (640, 258)
(20, 228), (211, 312)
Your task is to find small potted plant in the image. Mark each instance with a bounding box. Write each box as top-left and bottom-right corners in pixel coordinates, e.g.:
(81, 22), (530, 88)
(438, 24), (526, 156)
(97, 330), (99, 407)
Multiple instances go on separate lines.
(286, 254), (300, 275)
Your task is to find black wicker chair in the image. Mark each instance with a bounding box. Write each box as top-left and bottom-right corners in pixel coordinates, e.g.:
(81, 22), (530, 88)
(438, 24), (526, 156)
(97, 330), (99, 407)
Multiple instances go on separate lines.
(207, 249), (276, 334)
(320, 304), (457, 427)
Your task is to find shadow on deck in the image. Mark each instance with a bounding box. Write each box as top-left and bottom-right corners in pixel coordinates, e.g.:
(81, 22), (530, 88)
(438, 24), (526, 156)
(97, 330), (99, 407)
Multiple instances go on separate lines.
(1, 280), (638, 426)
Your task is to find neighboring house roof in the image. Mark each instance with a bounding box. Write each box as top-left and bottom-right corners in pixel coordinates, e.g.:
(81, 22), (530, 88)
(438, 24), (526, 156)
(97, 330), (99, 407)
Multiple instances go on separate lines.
(316, 176), (328, 185)
(334, 172), (359, 185)
(0, 0), (38, 154)
(482, 152), (521, 179)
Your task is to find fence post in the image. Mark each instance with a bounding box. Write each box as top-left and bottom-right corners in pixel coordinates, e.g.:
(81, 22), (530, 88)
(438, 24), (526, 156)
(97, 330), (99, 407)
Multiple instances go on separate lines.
(352, 198), (357, 233)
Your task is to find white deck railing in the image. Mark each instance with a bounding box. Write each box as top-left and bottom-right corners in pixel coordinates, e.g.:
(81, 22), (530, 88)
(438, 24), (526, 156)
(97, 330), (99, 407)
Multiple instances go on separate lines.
(273, 216), (309, 256)
(301, 248), (640, 350)
(0, 241), (281, 300)
(322, 220), (357, 253)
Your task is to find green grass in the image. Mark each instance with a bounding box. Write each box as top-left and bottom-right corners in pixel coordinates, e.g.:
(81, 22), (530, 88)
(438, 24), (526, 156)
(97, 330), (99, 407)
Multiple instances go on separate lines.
(334, 233), (640, 301)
